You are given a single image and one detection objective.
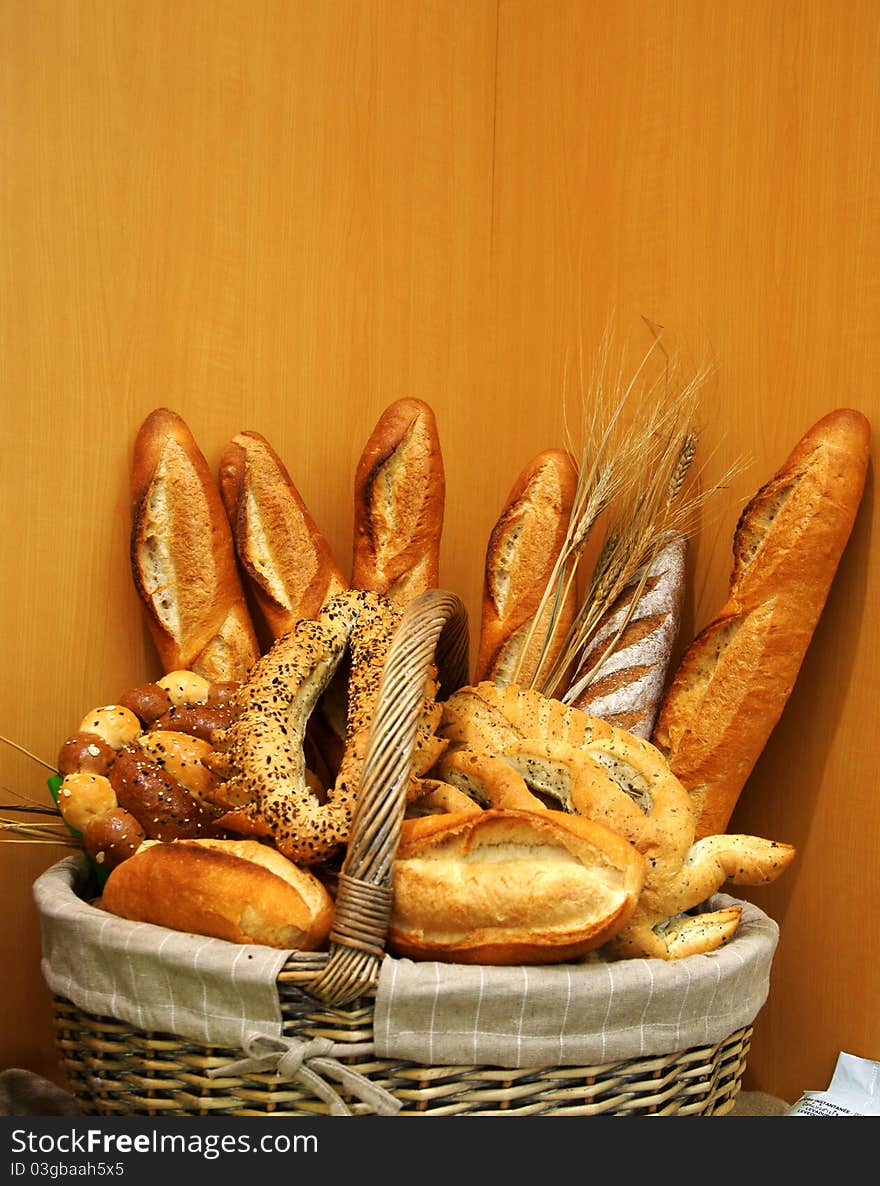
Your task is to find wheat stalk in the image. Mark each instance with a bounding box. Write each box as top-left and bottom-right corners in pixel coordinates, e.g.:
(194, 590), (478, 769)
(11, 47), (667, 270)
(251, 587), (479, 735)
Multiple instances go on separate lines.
(0, 819), (74, 846)
(0, 732), (72, 846)
(508, 331), (673, 689)
(0, 733), (58, 774)
(523, 331), (740, 701)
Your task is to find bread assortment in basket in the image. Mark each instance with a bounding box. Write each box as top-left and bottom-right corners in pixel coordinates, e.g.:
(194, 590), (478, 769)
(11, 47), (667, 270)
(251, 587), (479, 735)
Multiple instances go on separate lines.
(41, 386), (871, 974)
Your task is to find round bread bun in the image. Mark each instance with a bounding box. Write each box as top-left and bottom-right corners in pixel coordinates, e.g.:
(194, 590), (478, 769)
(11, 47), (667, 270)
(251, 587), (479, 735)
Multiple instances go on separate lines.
(100, 837), (334, 951)
(387, 808), (645, 965)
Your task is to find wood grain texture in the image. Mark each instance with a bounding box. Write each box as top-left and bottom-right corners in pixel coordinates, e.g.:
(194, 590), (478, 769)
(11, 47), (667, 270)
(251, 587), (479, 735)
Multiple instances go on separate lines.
(0, 0), (877, 1106)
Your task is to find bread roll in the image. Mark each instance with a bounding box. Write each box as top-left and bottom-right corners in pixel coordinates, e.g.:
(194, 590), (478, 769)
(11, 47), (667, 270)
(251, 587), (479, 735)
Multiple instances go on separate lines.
(652, 408), (871, 838)
(351, 398), (445, 612)
(565, 533), (687, 738)
(101, 837), (334, 950)
(387, 808), (645, 965)
(474, 449), (578, 688)
(130, 408), (260, 683)
(219, 430), (347, 638)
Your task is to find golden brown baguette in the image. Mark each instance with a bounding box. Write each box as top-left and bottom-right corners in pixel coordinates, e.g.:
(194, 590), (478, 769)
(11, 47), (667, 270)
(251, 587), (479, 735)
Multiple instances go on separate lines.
(218, 430), (347, 638)
(565, 533), (687, 738)
(351, 398), (445, 612)
(387, 808), (645, 965)
(130, 408), (261, 683)
(652, 408), (871, 838)
(100, 837), (334, 950)
(474, 449), (578, 688)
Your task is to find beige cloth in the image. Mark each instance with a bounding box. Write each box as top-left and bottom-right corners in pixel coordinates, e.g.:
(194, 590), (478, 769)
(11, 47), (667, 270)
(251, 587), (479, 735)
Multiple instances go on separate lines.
(35, 856), (778, 1070)
(34, 855), (291, 1049)
(372, 895), (778, 1067)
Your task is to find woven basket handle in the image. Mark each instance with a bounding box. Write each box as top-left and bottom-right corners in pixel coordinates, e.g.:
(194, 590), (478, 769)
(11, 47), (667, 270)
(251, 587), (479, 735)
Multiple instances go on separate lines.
(305, 588), (470, 1005)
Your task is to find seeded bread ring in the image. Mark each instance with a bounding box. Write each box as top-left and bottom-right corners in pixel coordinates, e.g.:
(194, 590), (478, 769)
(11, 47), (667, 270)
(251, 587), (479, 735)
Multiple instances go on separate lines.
(209, 589), (445, 866)
(437, 682), (794, 958)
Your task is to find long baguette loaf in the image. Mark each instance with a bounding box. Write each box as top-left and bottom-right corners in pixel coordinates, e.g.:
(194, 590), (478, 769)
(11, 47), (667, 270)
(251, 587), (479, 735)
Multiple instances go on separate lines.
(475, 449), (578, 688)
(130, 408), (261, 684)
(351, 398), (445, 613)
(565, 533), (687, 738)
(652, 408), (871, 838)
(218, 430), (347, 638)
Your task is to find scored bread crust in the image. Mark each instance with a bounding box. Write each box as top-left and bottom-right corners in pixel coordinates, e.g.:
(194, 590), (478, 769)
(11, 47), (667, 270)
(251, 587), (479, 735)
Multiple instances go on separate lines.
(388, 808), (645, 965)
(100, 837), (334, 950)
(218, 430), (347, 638)
(652, 408), (871, 838)
(351, 398), (445, 612)
(567, 533), (687, 738)
(475, 449), (578, 689)
(130, 408), (261, 683)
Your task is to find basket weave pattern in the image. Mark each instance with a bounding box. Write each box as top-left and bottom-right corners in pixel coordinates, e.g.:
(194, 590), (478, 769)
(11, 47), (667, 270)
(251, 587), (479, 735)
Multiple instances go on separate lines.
(47, 590), (757, 1117)
(53, 998), (752, 1117)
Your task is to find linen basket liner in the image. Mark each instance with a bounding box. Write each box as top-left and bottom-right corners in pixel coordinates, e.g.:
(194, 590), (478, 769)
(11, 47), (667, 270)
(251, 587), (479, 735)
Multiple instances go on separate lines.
(34, 853), (777, 1068)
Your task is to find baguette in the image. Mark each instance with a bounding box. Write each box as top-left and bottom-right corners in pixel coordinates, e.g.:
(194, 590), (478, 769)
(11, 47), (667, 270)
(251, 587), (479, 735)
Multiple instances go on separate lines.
(474, 449), (578, 688)
(351, 398), (445, 612)
(130, 408), (260, 683)
(218, 430), (347, 638)
(387, 808), (645, 965)
(565, 533), (687, 738)
(100, 837), (334, 950)
(652, 408), (871, 838)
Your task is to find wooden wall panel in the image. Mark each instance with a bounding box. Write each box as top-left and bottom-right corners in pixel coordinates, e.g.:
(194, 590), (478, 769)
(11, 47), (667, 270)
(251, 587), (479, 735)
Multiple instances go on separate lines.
(490, 0), (879, 1106)
(1, 0), (877, 1108)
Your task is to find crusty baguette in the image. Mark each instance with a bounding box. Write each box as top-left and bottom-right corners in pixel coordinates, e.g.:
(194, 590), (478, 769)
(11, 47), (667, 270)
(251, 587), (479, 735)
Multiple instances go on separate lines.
(565, 533), (687, 738)
(474, 449), (578, 688)
(652, 408), (871, 838)
(388, 808), (645, 965)
(100, 837), (334, 950)
(218, 430), (347, 638)
(130, 408), (261, 683)
(351, 398), (445, 612)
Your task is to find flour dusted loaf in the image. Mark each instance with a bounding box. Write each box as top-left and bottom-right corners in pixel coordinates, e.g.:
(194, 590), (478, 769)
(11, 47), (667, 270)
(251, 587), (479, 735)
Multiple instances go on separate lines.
(219, 429), (347, 638)
(388, 808), (645, 965)
(652, 408), (871, 838)
(130, 408), (260, 683)
(566, 533), (687, 738)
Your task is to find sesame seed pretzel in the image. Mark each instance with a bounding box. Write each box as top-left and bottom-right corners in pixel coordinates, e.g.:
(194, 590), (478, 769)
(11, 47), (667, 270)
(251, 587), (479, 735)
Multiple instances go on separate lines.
(209, 589), (446, 866)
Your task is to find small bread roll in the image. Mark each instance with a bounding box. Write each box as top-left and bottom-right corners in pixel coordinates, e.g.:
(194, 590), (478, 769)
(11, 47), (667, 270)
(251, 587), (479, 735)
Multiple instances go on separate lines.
(388, 808), (644, 965)
(136, 731), (218, 803)
(100, 838), (335, 951)
(83, 808), (146, 872)
(156, 670), (212, 706)
(77, 705), (143, 750)
(57, 732), (117, 777)
(57, 773), (117, 835)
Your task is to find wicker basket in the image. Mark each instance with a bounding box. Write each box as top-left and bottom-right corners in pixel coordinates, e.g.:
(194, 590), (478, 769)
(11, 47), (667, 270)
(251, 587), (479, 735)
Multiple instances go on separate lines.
(38, 589), (768, 1117)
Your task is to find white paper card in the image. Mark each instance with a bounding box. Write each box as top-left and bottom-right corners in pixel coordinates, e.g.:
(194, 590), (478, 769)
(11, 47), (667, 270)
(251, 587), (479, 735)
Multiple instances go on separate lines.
(787, 1052), (880, 1116)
